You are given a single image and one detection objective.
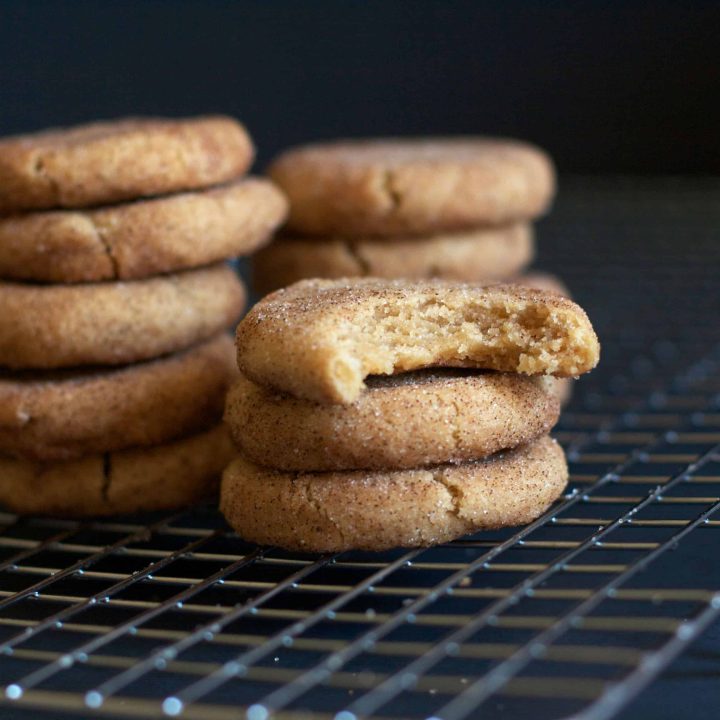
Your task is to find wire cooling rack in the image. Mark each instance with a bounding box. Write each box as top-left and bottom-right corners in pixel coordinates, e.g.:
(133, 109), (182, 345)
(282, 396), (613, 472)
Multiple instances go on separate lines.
(0, 176), (719, 720)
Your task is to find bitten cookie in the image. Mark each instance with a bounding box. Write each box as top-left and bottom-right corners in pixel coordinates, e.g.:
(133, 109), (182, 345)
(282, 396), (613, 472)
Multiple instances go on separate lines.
(268, 137), (555, 235)
(221, 435), (567, 552)
(225, 369), (559, 471)
(516, 273), (573, 404)
(236, 278), (600, 404)
(0, 116), (253, 213)
(0, 334), (236, 461)
(0, 178), (288, 283)
(0, 264), (245, 369)
(0, 424), (234, 517)
(252, 224), (533, 295)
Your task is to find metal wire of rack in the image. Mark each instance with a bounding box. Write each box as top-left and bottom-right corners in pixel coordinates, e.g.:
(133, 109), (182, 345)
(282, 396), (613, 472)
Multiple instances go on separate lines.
(0, 176), (719, 720)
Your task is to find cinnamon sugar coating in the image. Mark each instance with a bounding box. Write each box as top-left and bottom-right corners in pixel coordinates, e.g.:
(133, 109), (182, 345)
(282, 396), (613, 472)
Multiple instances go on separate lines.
(0, 178), (287, 282)
(0, 424), (234, 517)
(0, 116), (253, 213)
(225, 369), (559, 471)
(268, 137), (555, 235)
(221, 435), (567, 552)
(236, 277), (600, 404)
(0, 334), (236, 461)
(0, 264), (245, 369)
(252, 223), (532, 294)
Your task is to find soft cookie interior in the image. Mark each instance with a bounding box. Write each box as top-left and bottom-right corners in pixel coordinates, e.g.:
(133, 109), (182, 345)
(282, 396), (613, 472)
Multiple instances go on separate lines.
(238, 279), (600, 404)
(355, 291), (596, 377)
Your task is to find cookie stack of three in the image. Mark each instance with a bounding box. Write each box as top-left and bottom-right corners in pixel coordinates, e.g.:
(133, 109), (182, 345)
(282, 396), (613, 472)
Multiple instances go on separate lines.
(253, 137), (556, 295)
(222, 278), (600, 552)
(0, 116), (287, 516)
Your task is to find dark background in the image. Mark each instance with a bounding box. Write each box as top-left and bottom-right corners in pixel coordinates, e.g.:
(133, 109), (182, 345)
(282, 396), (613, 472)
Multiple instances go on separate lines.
(0, 5), (719, 720)
(1, 0), (719, 173)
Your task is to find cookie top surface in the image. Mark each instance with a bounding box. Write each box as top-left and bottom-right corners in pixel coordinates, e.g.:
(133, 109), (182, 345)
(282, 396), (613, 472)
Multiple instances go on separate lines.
(0, 116), (253, 213)
(252, 223), (532, 294)
(226, 369), (559, 471)
(0, 334), (236, 460)
(236, 277), (600, 404)
(268, 137), (555, 235)
(221, 435), (567, 552)
(0, 424), (234, 517)
(0, 178), (287, 283)
(0, 264), (245, 369)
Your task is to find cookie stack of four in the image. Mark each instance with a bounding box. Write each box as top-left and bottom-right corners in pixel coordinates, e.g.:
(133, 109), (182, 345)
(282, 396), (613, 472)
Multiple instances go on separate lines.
(0, 116), (287, 516)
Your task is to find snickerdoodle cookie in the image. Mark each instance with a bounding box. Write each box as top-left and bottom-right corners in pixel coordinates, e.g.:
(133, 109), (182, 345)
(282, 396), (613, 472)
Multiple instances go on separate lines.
(0, 264), (244, 369)
(225, 369), (559, 471)
(0, 116), (253, 213)
(0, 334), (236, 461)
(0, 424), (234, 517)
(268, 137), (555, 236)
(236, 278), (600, 404)
(0, 178), (287, 283)
(252, 223), (532, 294)
(221, 435), (567, 552)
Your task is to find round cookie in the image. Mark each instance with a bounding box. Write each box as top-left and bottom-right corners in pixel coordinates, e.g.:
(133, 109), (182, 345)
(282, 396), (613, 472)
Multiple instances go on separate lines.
(0, 424), (235, 517)
(0, 264), (245, 369)
(236, 278), (600, 405)
(0, 334), (236, 461)
(221, 435), (568, 552)
(268, 137), (555, 236)
(252, 223), (533, 295)
(226, 369), (559, 471)
(0, 116), (253, 214)
(0, 178), (288, 283)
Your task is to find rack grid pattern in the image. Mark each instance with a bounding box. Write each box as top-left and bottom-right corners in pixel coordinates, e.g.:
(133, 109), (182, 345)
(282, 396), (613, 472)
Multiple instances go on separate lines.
(0, 176), (719, 720)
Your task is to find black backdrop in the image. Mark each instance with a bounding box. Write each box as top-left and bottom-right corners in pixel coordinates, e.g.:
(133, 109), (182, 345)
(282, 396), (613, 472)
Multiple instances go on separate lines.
(1, 0), (719, 173)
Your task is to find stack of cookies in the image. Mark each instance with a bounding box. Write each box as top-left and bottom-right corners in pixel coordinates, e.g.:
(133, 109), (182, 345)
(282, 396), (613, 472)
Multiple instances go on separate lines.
(222, 278), (599, 552)
(253, 137), (555, 294)
(0, 116), (287, 516)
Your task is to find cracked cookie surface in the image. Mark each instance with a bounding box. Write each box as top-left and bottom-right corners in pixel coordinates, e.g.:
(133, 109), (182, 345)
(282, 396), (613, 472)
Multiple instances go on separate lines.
(0, 178), (287, 283)
(0, 334), (236, 461)
(236, 277), (600, 404)
(0, 264), (245, 369)
(0, 116), (253, 213)
(220, 435), (567, 551)
(252, 223), (532, 294)
(268, 137), (555, 235)
(0, 424), (234, 517)
(225, 369), (559, 471)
